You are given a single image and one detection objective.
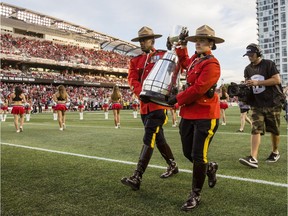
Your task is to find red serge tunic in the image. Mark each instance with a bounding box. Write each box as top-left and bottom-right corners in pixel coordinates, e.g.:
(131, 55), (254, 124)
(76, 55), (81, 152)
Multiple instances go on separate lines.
(175, 47), (221, 120)
(128, 48), (167, 115)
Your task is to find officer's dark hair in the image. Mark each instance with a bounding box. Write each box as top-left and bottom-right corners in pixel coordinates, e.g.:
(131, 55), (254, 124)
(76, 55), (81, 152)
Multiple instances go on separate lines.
(208, 39), (216, 50)
(247, 43), (262, 57)
(139, 36), (155, 43)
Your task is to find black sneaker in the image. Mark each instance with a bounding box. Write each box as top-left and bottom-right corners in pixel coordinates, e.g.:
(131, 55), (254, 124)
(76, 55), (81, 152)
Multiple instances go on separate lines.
(207, 162), (218, 188)
(181, 192), (201, 211)
(121, 175), (141, 191)
(266, 152), (280, 163)
(239, 156), (258, 168)
(160, 162), (179, 178)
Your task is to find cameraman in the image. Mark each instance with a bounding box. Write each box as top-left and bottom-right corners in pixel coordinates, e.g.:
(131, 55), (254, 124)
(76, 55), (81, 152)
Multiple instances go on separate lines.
(239, 43), (282, 168)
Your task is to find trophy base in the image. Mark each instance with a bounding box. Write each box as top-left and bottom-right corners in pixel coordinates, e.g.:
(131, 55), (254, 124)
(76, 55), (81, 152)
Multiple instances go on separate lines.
(139, 90), (172, 107)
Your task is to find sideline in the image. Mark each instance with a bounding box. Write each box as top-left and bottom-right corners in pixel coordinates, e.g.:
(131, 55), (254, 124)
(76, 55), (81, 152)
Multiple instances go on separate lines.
(3, 122), (288, 136)
(1, 142), (287, 188)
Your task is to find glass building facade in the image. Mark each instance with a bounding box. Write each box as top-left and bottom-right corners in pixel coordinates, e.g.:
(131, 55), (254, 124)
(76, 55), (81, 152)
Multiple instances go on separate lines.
(256, 0), (287, 85)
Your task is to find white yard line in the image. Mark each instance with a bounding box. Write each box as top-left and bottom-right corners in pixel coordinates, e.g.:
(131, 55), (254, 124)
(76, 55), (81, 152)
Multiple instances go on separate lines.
(2, 122), (288, 136)
(1, 142), (287, 188)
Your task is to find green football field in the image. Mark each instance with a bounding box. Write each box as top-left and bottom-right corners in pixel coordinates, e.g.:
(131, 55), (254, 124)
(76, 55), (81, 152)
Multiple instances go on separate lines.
(1, 107), (287, 216)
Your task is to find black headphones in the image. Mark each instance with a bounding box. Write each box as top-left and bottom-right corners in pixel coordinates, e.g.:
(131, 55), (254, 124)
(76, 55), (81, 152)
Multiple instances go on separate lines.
(247, 43), (262, 57)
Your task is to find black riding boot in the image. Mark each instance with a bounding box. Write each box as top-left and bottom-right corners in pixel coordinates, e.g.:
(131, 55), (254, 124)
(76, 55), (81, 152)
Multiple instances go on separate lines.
(181, 162), (208, 211)
(207, 162), (218, 188)
(121, 145), (153, 190)
(157, 144), (179, 178)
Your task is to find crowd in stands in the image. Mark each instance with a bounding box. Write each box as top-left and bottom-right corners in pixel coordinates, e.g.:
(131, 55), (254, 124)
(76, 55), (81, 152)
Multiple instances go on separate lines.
(1, 66), (128, 86)
(0, 82), (134, 112)
(0, 32), (141, 114)
(0, 33), (132, 69)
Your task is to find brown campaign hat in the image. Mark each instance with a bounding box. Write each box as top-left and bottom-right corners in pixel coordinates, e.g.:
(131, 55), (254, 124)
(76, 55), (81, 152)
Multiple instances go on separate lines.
(186, 25), (224, 44)
(131, 26), (162, 42)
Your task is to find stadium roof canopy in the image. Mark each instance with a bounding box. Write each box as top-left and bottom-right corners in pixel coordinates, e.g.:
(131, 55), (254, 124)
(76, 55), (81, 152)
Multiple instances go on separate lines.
(0, 2), (142, 56)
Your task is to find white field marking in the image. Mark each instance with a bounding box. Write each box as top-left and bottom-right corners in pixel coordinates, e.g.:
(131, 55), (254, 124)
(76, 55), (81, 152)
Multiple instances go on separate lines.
(1, 142), (287, 188)
(3, 122), (288, 137)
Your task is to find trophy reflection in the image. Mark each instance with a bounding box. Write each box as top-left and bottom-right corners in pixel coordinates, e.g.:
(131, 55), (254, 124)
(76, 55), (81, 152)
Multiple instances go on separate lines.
(139, 25), (187, 106)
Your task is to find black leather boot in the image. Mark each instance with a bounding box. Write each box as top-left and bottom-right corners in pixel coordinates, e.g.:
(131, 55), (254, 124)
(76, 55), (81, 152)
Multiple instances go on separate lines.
(207, 162), (218, 188)
(121, 145), (153, 190)
(157, 144), (179, 178)
(181, 162), (207, 211)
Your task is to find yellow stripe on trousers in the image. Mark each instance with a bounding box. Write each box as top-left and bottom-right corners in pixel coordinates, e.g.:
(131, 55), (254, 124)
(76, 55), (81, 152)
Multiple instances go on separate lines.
(150, 126), (160, 149)
(163, 109), (168, 125)
(203, 119), (217, 163)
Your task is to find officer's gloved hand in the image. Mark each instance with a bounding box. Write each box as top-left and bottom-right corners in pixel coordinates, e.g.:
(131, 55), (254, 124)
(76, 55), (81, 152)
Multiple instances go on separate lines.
(171, 87), (178, 95)
(139, 95), (150, 103)
(179, 27), (189, 46)
(166, 37), (172, 50)
(167, 95), (177, 106)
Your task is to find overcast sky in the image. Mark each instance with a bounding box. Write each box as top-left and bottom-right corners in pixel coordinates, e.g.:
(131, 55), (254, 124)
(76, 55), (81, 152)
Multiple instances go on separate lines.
(3, 0), (258, 85)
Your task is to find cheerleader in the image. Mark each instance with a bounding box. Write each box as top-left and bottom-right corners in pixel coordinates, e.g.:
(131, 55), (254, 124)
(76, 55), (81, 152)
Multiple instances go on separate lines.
(78, 95), (84, 120)
(9, 86), (26, 132)
(51, 99), (57, 120)
(131, 93), (139, 118)
(219, 86), (229, 125)
(52, 85), (69, 131)
(0, 95), (9, 122)
(25, 95), (32, 121)
(102, 94), (110, 120)
(170, 103), (179, 127)
(110, 85), (122, 128)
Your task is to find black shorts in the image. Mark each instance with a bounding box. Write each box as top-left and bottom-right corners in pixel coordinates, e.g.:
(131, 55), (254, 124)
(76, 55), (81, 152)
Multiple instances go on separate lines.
(240, 108), (250, 113)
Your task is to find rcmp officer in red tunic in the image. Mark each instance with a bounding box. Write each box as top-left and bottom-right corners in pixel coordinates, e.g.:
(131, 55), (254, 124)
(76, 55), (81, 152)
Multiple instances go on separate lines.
(167, 25), (224, 211)
(121, 26), (179, 191)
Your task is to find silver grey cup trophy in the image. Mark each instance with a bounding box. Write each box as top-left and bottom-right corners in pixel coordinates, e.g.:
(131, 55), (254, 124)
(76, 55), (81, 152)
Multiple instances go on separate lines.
(139, 25), (187, 106)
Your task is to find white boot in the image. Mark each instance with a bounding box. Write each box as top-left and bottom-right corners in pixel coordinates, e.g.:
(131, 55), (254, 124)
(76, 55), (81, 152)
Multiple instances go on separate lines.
(133, 111), (137, 118)
(26, 114), (30, 121)
(3, 114), (6, 121)
(80, 112), (83, 120)
(0, 114), (3, 122)
(53, 113), (57, 120)
(104, 112), (108, 119)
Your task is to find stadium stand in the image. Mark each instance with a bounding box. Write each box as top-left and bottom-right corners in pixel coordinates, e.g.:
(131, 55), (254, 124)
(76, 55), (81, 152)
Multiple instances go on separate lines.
(0, 2), (142, 110)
